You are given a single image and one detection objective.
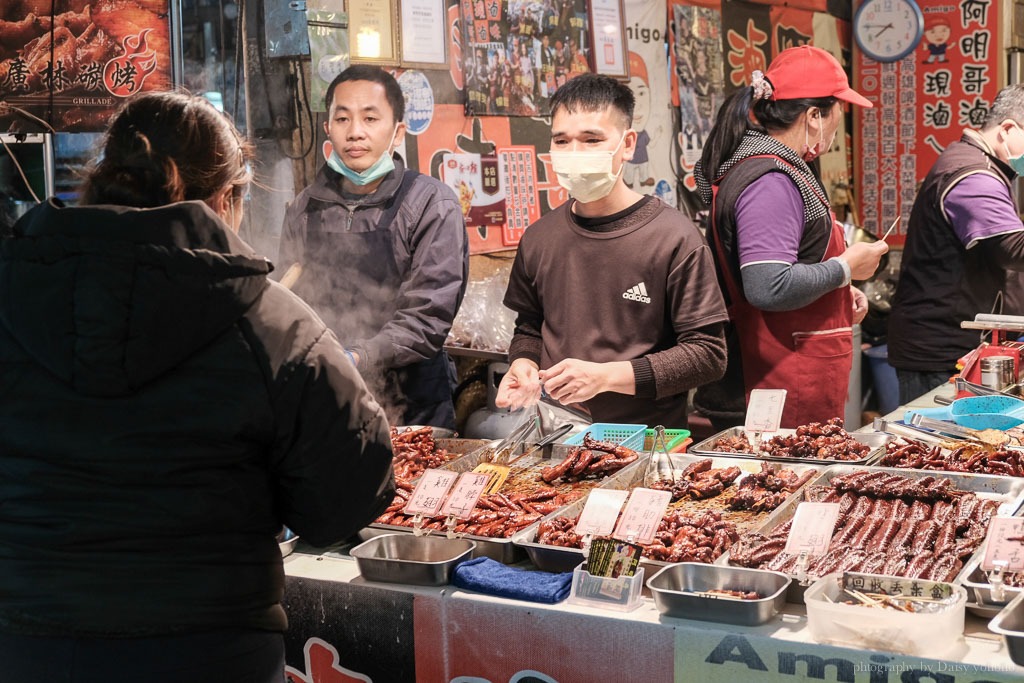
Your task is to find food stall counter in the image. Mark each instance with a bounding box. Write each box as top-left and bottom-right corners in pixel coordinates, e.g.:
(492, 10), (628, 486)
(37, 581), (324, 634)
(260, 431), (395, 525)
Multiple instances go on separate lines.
(282, 549), (1023, 683)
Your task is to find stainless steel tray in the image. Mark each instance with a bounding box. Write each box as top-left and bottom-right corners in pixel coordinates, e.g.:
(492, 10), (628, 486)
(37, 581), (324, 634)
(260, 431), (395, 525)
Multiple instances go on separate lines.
(988, 591), (1024, 667)
(363, 442), (648, 564)
(514, 454), (821, 573)
(647, 563), (790, 626)
(690, 427), (889, 465)
(960, 545), (1024, 608)
(718, 465), (1024, 603)
(350, 533), (475, 586)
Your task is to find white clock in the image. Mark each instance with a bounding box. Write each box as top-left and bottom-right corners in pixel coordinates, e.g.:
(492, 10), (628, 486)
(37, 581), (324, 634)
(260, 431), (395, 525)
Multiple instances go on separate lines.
(853, 0), (925, 63)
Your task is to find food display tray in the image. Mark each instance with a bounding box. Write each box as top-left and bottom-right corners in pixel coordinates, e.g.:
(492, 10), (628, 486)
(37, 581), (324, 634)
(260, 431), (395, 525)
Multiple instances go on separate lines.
(362, 441), (648, 564)
(717, 465), (1024, 603)
(960, 542), (1024, 609)
(514, 453), (821, 574)
(690, 427), (889, 465)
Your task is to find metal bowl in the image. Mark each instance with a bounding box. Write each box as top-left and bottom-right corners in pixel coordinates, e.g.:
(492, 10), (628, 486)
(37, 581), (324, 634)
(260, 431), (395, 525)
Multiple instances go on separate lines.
(648, 563), (790, 626)
(276, 527), (299, 557)
(350, 533), (475, 586)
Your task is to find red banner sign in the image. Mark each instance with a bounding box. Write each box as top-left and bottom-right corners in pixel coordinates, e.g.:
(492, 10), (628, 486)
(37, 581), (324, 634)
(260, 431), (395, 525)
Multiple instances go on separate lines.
(1, 0), (173, 133)
(854, 0), (1001, 244)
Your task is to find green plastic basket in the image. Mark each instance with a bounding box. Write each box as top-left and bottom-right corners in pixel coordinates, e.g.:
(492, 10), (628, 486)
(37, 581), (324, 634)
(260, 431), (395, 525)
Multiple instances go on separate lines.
(564, 423), (647, 451)
(643, 428), (692, 453)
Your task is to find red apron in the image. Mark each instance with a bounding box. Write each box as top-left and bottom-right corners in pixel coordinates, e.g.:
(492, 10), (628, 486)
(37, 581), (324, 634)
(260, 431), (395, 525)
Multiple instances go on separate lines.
(710, 157), (853, 428)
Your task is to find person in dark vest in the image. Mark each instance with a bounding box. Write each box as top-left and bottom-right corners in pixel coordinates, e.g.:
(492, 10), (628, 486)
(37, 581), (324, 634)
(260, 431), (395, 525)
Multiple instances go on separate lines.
(497, 74), (729, 427)
(692, 45), (888, 429)
(0, 91), (395, 681)
(889, 84), (1024, 403)
(278, 66), (469, 429)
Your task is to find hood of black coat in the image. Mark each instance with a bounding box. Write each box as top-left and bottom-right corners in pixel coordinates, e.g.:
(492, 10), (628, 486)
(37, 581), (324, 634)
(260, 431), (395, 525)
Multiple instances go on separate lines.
(0, 200), (271, 397)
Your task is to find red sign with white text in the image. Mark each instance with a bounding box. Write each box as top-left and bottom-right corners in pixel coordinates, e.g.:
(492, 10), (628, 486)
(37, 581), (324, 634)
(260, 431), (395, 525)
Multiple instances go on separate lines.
(854, 0), (1001, 244)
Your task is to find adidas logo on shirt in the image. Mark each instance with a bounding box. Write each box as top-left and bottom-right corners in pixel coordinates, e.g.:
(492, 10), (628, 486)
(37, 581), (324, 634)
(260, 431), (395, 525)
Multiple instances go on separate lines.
(622, 282), (651, 304)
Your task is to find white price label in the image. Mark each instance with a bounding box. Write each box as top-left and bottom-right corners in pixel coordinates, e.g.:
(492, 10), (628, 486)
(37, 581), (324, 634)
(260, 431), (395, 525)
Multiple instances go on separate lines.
(403, 469), (458, 517)
(745, 389), (787, 433)
(982, 517), (1024, 572)
(575, 489), (630, 537)
(440, 472), (490, 520)
(613, 488), (672, 545)
(784, 502), (841, 557)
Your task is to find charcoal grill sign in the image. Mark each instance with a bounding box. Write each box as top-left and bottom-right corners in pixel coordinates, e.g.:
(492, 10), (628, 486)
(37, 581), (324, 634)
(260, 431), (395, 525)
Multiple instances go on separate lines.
(0, 0), (174, 133)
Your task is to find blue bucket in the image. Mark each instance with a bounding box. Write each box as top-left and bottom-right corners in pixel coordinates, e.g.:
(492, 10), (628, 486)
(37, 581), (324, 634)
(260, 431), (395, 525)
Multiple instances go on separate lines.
(864, 344), (899, 415)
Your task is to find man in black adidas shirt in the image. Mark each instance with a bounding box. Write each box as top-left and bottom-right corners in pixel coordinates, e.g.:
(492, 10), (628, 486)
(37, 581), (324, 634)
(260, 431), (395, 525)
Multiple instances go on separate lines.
(497, 74), (729, 426)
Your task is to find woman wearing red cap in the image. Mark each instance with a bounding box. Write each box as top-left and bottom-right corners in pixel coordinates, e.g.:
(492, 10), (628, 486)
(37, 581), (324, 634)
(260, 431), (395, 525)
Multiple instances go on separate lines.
(693, 45), (889, 428)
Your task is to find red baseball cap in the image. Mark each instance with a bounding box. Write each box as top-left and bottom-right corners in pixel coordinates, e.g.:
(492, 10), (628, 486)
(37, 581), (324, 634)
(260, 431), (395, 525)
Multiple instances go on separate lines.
(765, 45), (873, 108)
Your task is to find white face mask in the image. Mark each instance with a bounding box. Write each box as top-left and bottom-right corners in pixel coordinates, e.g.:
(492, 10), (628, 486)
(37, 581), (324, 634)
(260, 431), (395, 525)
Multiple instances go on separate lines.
(549, 132), (627, 203)
(802, 112), (836, 163)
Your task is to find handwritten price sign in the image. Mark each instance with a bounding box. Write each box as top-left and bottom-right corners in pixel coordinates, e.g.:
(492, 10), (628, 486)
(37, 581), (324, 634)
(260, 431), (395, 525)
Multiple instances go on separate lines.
(983, 517), (1024, 572)
(745, 389), (787, 433)
(613, 488), (672, 545)
(403, 469), (458, 517)
(440, 472), (490, 519)
(575, 489), (629, 537)
(785, 502), (841, 557)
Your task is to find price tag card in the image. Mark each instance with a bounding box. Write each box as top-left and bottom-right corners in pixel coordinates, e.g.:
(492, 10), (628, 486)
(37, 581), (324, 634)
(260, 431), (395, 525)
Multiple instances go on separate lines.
(982, 516), (1024, 572)
(612, 488), (672, 545)
(440, 471), (490, 519)
(784, 502), (841, 557)
(575, 489), (629, 537)
(403, 469), (458, 517)
(745, 389), (787, 433)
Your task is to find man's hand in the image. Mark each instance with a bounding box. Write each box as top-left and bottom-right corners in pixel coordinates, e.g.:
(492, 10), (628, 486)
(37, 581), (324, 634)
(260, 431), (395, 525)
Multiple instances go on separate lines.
(839, 241), (889, 281)
(539, 359), (634, 405)
(851, 286), (869, 325)
(495, 358), (542, 411)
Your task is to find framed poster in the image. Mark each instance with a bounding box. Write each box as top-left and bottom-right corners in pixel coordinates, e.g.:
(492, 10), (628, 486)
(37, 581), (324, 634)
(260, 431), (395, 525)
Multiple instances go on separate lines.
(463, 0), (591, 116)
(589, 0), (628, 79)
(349, 0), (399, 65)
(400, 0), (449, 67)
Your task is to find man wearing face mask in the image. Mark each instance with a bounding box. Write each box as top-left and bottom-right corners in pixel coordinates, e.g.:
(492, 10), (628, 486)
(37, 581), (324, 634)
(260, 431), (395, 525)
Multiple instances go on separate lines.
(889, 84), (1024, 403)
(691, 45), (888, 428)
(278, 65), (469, 429)
(496, 74), (729, 427)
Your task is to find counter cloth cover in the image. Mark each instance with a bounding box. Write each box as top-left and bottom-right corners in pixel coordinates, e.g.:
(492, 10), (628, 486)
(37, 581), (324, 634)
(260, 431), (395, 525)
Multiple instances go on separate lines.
(452, 557), (573, 604)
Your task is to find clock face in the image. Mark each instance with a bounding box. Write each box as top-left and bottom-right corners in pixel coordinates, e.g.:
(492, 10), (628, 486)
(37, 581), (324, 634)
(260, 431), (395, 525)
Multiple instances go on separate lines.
(854, 0), (925, 62)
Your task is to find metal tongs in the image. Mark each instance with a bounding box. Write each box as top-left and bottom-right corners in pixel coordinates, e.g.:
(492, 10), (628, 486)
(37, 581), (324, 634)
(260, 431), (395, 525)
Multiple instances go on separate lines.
(503, 423), (574, 466)
(487, 416), (540, 463)
(643, 425), (675, 487)
(872, 417), (950, 447)
(908, 413), (988, 443)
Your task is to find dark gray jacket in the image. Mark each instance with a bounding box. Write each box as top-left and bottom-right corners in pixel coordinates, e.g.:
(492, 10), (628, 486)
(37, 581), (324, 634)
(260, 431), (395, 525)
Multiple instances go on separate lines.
(278, 156), (468, 428)
(0, 200), (395, 636)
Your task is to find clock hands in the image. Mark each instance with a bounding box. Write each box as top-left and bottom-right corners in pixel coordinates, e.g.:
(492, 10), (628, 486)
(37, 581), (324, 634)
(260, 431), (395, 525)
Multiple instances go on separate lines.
(871, 22), (894, 39)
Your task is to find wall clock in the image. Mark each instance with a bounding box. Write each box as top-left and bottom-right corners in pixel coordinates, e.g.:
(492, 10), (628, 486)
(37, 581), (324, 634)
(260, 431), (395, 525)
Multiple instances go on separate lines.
(853, 0), (925, 63)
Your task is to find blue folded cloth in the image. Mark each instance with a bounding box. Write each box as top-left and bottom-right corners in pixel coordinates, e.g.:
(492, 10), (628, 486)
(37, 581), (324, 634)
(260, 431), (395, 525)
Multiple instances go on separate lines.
(451, 557), (573, 604)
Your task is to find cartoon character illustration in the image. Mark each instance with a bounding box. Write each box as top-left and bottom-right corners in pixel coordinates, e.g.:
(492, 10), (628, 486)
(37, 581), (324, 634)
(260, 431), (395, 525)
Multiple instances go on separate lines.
(923, 17), (951, 63)
(624, 51), (654, 189)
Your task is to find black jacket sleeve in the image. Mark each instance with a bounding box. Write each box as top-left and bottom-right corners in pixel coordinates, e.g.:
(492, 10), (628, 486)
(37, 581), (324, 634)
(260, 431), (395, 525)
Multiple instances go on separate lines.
(250, 283), (396, 546)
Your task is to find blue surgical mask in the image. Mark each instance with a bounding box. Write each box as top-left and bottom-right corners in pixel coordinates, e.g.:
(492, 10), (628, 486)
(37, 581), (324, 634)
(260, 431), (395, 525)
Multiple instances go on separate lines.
(326, 126), (399, 185)
(1004, 123), (1024, 175)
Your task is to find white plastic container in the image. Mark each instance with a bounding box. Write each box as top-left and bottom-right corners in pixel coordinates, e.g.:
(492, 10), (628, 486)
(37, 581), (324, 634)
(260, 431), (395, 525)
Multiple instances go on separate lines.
(804, 573), (967, 657)
(567, 565), (645, 612)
